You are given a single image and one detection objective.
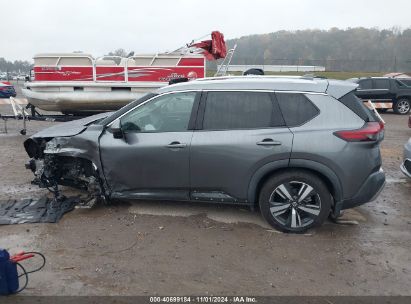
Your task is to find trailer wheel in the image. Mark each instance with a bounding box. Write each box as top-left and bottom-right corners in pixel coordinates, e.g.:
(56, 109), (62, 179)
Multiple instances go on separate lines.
(393, 98), (410, 115)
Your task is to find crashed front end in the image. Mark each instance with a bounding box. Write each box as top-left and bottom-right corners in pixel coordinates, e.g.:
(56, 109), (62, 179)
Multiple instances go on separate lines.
(23, 117), (109, 204)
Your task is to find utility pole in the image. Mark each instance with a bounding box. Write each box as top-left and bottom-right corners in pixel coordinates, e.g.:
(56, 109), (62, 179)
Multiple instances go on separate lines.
(394, 56), (397, 72)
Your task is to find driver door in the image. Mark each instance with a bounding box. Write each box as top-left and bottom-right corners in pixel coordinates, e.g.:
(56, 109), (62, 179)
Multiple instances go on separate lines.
(99, 91), (199, 200)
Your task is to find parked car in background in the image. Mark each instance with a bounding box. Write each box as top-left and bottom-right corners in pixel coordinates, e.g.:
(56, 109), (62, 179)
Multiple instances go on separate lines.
(24, 76), (386, 232)
(0, 81), (17, 98)
(348, 77), (411, 115)
(401, 137), (411, 179)
(12, 74), (27, 81)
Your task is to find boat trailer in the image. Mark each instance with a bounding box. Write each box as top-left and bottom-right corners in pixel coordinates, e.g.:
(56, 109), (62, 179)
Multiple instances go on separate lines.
(0, 97), (88, 135)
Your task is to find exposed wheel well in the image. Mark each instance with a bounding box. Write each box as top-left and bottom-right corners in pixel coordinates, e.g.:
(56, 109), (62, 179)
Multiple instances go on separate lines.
(253, 167), (337, 208)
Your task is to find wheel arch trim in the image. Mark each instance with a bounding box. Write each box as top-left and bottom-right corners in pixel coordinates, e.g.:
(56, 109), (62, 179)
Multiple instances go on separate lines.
(247, 159), (343, 204)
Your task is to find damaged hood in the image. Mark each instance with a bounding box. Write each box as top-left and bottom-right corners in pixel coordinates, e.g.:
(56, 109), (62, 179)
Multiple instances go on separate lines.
(32, 112), (112, 138)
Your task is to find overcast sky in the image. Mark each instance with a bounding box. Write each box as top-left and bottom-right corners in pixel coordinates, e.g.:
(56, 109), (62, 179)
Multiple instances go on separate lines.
(2, 0), (410, 61)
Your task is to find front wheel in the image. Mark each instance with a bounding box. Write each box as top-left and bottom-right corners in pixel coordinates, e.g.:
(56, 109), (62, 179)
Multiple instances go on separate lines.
(259, 170), (332, 233)
(393, 98), (411, 115)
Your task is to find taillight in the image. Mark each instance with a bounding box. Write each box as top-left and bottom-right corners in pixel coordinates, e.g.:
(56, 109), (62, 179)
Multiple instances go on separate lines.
(334, 122), (384, 142)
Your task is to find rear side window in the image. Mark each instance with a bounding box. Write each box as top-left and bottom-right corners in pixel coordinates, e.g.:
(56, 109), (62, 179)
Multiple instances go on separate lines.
(202, 91), (283, 130)
(338, 92), (377, 122)
(357, 79), (372, 90)
(276, 93), (319, 127)
(398, 79), (411, 87)
(373, 79), (390, 89)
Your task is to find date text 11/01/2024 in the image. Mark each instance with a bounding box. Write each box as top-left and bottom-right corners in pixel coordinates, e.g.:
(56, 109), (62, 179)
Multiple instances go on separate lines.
(149, 296), (257, 303)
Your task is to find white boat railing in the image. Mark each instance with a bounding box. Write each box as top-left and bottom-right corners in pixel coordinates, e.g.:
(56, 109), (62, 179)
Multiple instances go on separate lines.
(34, 53), (204, 83)
(94, 55), (129, 82)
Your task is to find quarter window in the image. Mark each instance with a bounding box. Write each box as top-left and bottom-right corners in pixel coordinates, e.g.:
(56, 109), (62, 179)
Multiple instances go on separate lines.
(276, 93), (319, 126)
(120, 92), (196, 133)
(202, 91), (282, 130)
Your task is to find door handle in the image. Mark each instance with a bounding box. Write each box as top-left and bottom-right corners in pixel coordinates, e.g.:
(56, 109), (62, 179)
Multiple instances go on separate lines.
(166, 141), (187, 149)
(256, 139), (282, 146)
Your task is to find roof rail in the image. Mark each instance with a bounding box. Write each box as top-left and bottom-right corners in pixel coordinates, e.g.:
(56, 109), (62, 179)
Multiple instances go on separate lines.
(301, 73), (327, 79)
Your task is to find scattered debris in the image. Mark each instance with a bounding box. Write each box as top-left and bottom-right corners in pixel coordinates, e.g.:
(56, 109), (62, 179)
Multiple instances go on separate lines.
(334, 219), (359, 225)
(60, 266), (76, 270)
(0, 196), (79, 225)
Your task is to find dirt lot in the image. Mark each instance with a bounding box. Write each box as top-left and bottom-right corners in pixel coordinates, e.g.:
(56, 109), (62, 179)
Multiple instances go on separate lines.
(0, 94), (410, 296)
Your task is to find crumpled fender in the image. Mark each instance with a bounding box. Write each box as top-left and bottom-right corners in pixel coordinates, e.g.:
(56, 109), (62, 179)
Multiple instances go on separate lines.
(42, 124), (111, 195)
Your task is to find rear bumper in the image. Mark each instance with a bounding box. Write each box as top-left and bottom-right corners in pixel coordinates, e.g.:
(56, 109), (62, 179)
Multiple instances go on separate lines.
(401, 159), (411, 178)
(340, 168), (386, 210)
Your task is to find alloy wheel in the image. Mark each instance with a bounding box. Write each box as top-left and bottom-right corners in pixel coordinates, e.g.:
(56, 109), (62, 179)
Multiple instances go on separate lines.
(396, 100), (410, 114)
(269, 181), (321, 229)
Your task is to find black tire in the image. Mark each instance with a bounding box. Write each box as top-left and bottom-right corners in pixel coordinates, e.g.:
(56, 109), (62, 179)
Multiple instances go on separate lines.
(243, 68), (264, 76)
(259, 170), (332, 233)
(393, 98), (411, 115)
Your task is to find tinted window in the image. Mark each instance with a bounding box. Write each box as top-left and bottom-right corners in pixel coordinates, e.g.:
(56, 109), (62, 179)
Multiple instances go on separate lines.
(338, 92), (377, 122)
(373, 79), (389, 89)
(202, 91), (282, 130)
(398, 79), (411, 87)
(276, 93), (319, 126)
(357, 79), (372, 90)
(121, 92), (196, 132)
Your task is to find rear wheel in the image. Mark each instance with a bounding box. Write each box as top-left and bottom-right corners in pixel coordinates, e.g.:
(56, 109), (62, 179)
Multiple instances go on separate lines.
(259, 170), (331, 233)
(393, 98), (410, 115)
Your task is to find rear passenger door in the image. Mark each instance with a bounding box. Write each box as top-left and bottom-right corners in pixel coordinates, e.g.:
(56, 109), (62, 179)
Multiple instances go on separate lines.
(189, 91), (293, 203)
(371, 78), (395, 101)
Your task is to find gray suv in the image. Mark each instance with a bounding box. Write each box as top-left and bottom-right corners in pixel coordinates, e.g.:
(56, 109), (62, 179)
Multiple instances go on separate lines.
(24, 76), (386, 232)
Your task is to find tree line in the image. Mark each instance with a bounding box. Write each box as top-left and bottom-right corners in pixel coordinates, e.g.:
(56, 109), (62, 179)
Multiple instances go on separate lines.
(0, 58), (32, 74)
(225, 27), (411, 72)
(2, 27), (411, 73)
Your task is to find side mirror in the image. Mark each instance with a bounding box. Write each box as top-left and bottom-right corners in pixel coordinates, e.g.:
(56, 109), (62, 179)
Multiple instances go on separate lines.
(109, 119), (124, 139)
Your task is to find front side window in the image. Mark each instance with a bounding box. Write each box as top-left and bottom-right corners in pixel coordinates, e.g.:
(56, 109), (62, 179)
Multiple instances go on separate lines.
(202, 91), (282, 130)
(120, 92), (196, 133)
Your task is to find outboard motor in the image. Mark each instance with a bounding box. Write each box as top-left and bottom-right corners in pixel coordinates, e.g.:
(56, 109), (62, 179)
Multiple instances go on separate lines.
(169, 77), (189, 85)
(243, 68), (264, 76)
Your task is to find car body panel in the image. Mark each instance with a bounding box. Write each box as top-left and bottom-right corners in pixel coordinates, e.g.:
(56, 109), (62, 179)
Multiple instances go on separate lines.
(100, 130), (194, 199)
(190, 128), (293, 202)
(32, 112), (111, 138)
(290, 94), (381, 199)
(23, 76), (385, 219)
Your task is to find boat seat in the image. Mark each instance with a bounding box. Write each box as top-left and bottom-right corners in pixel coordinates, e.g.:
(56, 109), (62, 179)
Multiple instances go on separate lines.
(95, 59), (116, 66)
(120, 58), (137, 67)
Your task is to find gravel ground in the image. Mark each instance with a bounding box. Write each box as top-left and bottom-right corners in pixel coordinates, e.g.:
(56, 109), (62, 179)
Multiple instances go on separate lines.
(0, 85), (410, 296)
